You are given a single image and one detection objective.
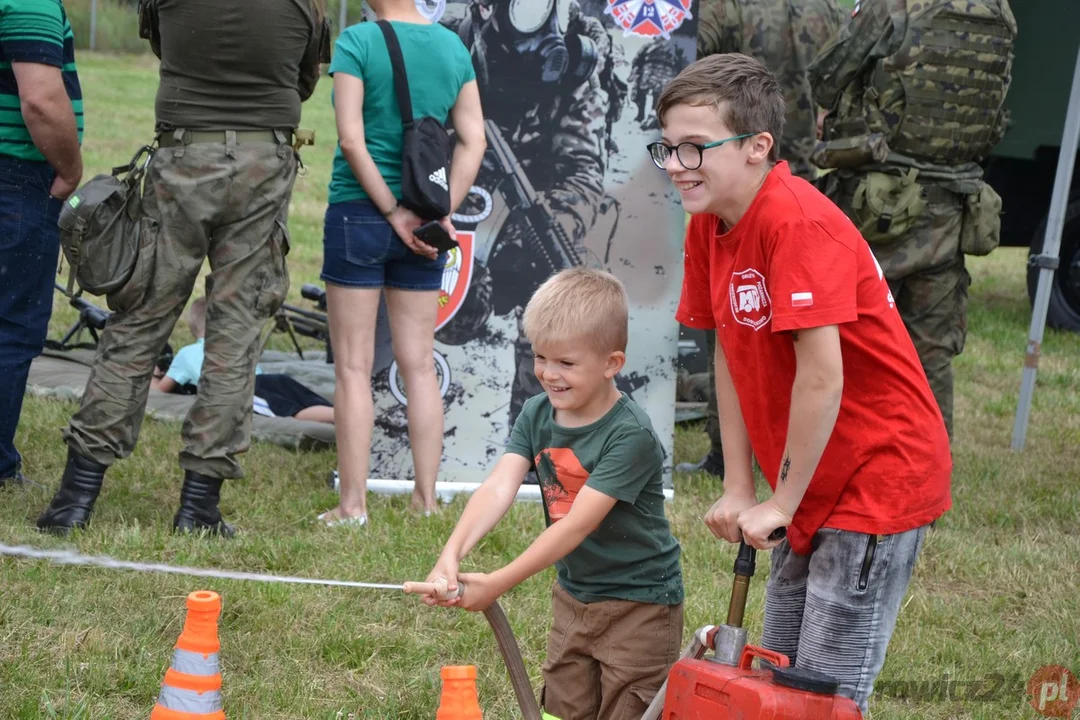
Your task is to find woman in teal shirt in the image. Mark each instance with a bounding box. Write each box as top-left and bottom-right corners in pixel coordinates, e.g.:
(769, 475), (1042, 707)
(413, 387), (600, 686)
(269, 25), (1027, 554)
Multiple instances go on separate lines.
(318, 0), (485, 527)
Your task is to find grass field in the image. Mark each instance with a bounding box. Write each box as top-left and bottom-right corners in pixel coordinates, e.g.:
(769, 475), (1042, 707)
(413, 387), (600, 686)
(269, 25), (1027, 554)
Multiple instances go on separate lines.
(2, 54), (1079, 720)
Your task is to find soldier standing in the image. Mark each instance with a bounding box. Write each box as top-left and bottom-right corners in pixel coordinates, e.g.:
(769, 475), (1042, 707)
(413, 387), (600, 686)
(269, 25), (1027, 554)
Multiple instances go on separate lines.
(676, 0), (846, 476)
(630, 39), (687, 129)
(36, 0), (329, 536)
(809, 0), (1016, 439)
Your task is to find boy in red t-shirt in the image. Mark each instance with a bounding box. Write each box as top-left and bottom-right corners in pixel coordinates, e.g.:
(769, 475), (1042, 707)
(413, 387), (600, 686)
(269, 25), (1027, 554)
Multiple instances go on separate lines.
(651, 53), (952, 712)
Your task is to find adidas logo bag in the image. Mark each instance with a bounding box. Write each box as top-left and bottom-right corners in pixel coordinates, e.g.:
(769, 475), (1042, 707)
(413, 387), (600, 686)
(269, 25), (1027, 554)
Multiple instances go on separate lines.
(377, 20), (452, 221)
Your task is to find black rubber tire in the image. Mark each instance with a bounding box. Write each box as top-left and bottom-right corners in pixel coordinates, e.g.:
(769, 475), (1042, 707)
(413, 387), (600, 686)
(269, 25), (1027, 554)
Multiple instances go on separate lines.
(1027, 198), (1080, 332)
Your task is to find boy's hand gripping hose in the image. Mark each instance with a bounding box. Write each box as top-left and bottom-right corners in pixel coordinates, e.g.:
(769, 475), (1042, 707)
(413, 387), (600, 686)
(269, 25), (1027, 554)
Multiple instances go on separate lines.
(405, 580), (543, 720)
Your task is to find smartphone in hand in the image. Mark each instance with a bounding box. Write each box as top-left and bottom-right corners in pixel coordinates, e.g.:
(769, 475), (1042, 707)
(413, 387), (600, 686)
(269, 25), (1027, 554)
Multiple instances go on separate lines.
(413, 220), (459, 253)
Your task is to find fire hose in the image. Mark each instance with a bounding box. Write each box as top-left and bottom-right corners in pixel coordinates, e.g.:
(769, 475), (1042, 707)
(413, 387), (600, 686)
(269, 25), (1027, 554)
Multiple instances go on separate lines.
(0, 543), (544, 719)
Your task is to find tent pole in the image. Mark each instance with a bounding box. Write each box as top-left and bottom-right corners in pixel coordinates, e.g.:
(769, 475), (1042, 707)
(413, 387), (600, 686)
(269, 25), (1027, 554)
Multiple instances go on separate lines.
(1011, 46), (1080, 451)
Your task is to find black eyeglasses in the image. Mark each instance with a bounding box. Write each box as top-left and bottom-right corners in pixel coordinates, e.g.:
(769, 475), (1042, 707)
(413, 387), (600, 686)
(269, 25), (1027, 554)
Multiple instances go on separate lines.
(646, 133), (759, 170)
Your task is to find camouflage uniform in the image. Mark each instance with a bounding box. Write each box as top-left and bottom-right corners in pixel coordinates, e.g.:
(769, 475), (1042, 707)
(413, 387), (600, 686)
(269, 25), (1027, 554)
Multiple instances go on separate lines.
(444, 2), (611, 426)
(630, 39), (687, 127)
(809, 0), (1016, 438)
(37, 0), (328, 536)
(698, 0), (848, 180)
(683, 0), (846, 467)
(63, 139), (297, 477)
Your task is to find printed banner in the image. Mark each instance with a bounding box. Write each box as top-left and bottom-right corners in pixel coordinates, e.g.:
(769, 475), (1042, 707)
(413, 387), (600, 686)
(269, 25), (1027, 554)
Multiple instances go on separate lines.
(367, 0), (699, 486)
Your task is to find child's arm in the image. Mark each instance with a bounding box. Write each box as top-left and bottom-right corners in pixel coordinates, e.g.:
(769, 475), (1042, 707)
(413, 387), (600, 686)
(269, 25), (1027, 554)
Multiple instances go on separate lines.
(419, 453), (532, 605)
(453, 486), (618, 612)
(704, 339), (759, 542)
(150, 369), (177, 393)
(739, 325), (844, 548)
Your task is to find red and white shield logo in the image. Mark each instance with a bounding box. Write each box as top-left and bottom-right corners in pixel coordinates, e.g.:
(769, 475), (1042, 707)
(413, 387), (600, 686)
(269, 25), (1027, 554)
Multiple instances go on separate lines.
(436, 231), (474, 331)
(605, 0), (693, 39)
(729, 268), (772, 331)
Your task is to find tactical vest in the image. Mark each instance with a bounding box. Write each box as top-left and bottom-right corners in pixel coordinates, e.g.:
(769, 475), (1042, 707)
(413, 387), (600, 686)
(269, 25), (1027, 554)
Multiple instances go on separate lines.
(867, 0), (1017, 166)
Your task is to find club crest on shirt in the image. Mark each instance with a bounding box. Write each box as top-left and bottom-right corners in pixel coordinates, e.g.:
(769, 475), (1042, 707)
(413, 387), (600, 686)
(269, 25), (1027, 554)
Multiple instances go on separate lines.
(729, 268), (772, 331)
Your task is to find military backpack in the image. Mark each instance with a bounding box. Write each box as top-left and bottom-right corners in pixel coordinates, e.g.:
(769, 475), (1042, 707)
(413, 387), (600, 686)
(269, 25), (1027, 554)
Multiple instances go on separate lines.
(58, 145), (155, 298)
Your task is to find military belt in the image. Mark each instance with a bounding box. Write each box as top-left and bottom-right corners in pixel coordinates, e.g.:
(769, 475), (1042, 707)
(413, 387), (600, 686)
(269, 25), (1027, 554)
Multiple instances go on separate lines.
(157, 130), (292, 148)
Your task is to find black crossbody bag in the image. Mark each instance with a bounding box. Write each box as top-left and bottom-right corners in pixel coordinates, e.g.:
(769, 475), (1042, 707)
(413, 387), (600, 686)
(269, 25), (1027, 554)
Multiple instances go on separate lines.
(375, 20), (452, 221)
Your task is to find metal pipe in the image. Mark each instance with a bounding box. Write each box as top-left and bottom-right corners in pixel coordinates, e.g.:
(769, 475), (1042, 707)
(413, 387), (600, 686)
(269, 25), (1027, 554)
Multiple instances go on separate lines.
(90, 0), (98, 51)
(1012, 46), (1080, 450)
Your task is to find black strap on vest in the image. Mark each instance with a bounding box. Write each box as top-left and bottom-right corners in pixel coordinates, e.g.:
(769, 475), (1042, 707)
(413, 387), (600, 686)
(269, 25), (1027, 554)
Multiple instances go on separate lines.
(375, 20), (414, 129)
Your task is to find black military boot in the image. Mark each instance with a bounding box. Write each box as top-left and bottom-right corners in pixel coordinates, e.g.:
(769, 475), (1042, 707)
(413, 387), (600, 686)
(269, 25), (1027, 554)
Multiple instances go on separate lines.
(675, 450), (725, 478)
(36, 448), (108, 535)
(173, 470), (235, 538)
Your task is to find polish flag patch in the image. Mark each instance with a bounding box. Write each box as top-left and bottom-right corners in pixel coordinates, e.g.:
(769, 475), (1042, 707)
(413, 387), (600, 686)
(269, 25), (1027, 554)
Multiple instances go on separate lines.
(791, 292), (814, 308)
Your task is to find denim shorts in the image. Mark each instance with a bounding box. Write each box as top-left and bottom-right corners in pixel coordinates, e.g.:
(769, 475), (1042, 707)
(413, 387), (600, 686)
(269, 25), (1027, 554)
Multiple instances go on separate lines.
(320, 200), (446, 290)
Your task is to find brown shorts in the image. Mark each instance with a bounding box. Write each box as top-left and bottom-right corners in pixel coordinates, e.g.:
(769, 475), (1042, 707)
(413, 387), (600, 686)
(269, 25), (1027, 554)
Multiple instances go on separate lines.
(540, 582), (684, 720)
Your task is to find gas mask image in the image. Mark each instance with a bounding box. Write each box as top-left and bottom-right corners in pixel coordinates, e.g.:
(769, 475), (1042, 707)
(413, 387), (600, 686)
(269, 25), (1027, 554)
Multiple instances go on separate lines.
(469, 0), (599, 85)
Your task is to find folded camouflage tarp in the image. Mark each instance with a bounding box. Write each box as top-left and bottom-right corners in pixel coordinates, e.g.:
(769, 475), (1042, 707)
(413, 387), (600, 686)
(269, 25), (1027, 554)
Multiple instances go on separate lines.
(26, 348), (337, 451)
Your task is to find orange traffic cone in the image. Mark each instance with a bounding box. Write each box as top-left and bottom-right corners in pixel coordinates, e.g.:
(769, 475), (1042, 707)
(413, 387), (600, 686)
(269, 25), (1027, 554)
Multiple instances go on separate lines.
(151, 590), (227, 719)
(436, 665), (483, 719)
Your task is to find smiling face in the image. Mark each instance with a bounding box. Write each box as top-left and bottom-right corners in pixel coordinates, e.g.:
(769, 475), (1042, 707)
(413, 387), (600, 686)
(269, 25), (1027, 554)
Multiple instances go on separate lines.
(532, 338), (625, 425)
(659, 102), (773, 221)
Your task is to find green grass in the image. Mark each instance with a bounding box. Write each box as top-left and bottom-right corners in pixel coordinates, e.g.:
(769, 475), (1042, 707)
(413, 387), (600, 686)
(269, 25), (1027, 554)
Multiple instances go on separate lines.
(65, 0), (146, 55)
(3, 54), (1080, 719)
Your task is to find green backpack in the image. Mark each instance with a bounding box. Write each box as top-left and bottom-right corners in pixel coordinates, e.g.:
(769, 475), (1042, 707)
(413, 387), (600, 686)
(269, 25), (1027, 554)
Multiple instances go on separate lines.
(58, 145), (154, 298)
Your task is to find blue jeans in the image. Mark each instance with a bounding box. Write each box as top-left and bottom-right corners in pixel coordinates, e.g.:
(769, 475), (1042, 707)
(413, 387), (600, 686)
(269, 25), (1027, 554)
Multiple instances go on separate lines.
(320, 200), (446, 290)
(0, 156), (61, 480)
(760, 525), (929, 713)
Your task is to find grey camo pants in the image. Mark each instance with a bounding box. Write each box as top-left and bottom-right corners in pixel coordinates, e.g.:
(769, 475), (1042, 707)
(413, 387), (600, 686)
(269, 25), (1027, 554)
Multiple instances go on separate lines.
(760, 525), (929, 713)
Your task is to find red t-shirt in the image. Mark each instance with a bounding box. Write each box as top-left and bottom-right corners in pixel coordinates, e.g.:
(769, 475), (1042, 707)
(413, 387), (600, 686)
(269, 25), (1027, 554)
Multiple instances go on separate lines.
(676, 162), (952, 554)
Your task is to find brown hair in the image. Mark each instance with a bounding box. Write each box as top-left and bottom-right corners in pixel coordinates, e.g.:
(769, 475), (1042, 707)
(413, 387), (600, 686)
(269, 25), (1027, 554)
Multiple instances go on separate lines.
(656, 53), (785, 162)
(523, 267), (629, 354)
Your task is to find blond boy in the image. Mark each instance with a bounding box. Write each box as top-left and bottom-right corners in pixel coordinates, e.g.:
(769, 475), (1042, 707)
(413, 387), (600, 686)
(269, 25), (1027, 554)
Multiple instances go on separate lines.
(416, 268), (684, 720)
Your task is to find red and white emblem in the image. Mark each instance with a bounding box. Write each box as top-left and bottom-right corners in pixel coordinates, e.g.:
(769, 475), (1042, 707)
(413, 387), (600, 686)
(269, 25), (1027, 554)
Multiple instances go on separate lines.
(729, 268), (772, 331)
(605, 0), (693, 39)
(436, 231), (474, 331)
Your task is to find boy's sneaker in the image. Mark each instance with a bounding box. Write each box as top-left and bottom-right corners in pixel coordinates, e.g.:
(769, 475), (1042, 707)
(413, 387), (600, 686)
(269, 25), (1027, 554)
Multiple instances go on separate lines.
(675, 451), (725, 478)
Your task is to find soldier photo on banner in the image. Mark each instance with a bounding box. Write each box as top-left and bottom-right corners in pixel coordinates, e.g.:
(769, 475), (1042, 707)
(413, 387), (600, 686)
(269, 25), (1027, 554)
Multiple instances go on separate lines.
(360, 0), (699, 485)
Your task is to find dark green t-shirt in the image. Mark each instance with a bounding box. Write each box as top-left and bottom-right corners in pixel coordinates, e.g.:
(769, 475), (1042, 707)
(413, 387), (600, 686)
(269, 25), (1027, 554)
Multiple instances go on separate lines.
(151, 0), (322, 131)
(506, 393), (684, 606)
(327, 20), (475, 205)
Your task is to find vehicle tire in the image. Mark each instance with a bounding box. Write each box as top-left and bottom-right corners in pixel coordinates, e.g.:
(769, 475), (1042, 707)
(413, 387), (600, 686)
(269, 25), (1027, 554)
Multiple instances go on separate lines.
(1027, 198), (1080, 332)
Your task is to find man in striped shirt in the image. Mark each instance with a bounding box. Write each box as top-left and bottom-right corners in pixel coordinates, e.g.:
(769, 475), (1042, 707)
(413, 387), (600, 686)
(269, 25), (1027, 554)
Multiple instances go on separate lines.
(0, 0), (83, 489)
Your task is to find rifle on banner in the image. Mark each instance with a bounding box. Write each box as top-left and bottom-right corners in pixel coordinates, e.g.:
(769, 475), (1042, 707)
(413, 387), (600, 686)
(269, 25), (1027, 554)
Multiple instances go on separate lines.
(484, 118), (583, 277)
(274, 283), (334, 364)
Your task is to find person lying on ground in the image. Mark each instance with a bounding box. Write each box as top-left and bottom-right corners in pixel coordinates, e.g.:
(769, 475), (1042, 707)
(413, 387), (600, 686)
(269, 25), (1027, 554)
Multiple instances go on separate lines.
(151, 296), (335, 425)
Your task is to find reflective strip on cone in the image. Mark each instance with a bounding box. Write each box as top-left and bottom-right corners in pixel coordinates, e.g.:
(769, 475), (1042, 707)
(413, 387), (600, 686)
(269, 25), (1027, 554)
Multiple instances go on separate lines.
(155, 685), (225, 714)
(171, 648), (220, 676)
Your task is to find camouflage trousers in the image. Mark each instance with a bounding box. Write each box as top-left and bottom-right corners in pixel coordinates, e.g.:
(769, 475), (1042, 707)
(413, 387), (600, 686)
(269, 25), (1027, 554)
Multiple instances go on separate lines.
(64, 132), (297, 478)
(829, 174), (970, 439)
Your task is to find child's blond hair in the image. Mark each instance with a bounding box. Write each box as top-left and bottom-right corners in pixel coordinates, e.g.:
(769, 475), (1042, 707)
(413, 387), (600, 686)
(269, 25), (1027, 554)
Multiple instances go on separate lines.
(522, 267), (629, 354)
(187, 296), (208, 339)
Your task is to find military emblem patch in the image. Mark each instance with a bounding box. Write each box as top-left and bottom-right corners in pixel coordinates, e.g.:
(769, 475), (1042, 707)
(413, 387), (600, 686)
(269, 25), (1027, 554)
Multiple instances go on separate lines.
(605, 0), (693, 39)
(436, 231), (474, 332)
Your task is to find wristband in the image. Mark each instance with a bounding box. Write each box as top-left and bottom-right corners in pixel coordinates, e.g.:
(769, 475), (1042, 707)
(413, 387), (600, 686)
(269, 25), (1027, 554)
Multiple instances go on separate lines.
(383, 203), (398, 218)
